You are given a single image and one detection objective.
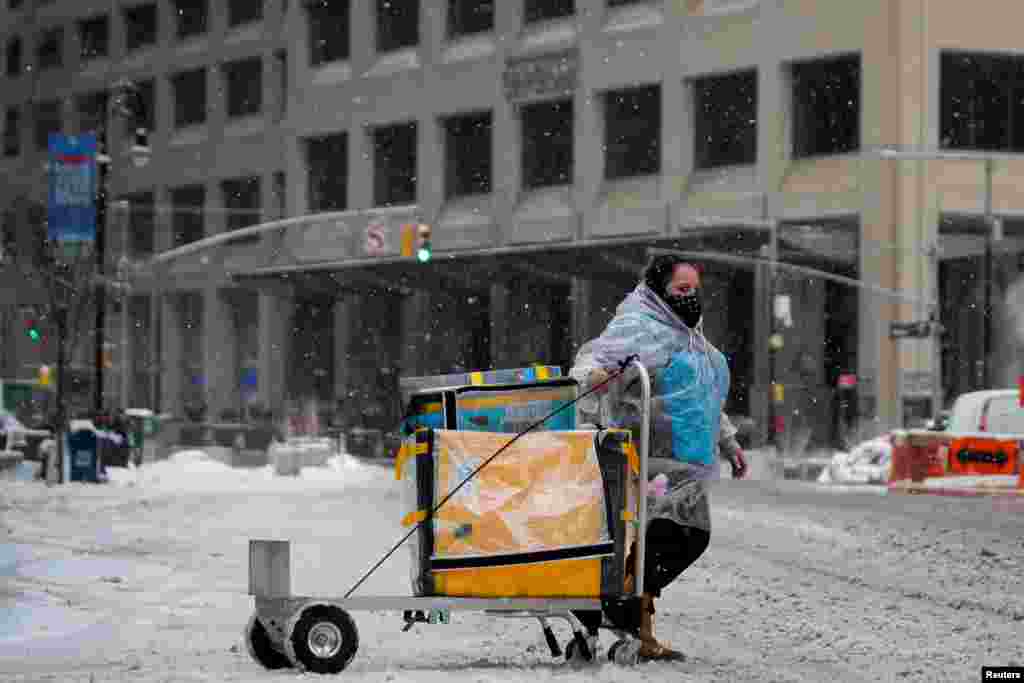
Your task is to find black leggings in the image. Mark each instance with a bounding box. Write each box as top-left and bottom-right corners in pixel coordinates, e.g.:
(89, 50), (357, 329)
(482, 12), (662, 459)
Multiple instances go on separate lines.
(634, 519), (711, 598)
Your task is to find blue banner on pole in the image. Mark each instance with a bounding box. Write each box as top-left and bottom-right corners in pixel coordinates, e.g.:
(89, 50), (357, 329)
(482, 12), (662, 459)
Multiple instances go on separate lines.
(47, 133), (97, 244)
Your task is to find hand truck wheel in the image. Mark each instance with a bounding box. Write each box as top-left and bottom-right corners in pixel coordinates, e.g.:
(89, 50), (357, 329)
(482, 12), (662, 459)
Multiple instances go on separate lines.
(284, 602), (359, 674)
(244, 612), (292, 670)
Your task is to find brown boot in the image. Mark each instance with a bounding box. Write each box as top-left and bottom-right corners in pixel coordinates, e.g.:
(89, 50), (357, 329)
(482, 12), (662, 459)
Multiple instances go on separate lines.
(638, 594), (685, 661)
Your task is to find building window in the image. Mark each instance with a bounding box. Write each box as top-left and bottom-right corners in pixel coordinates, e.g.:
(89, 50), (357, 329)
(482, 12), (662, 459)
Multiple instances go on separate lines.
(173, 0), (208, 40)
(222, 176), (261, 232)
(224, 57), (262, 118)
(444, 111), (491, 198)
(307, 0), (349, 66)
(376, 0), (419, 53)
(940, 51), (1024, 152)
(78, 15), (109, 60)
(694, 69), (757, 169)
(274, 50), (287, 120)
(791, 54), (860, 159)
(447, 0), (493, 38)
(76, 91), (109, 146)
(306, 133), (347, 211)
(34, 100), (61, 151)
(172, 68), (207, 128)
(171, 185), (205, 246)
(124, 4), (158, 52)
(36, 27), (62, 69)
(524, 0), (573, 24)
(135, 78), (156, 132)
(3, 107), (19, 157)
(273, 170), (286, 218)
(372, 123), (417, 206)
(605, 85), (660, 180)
(123, 192), (155, 258)
(229, 0), (263, 26)
(5, 37), (20, 77)
(521, 98), (573, 189)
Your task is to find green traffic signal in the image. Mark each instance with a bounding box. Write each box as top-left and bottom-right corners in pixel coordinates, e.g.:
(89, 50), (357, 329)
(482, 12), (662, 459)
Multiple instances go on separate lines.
(417, 243), (432, 262)
(26, 320), (41, 343)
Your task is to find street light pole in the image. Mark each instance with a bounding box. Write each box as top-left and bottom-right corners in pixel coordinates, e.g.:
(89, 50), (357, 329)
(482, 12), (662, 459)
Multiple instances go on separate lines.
(983, 158), (993, 389)
(94, 140), (108, 416)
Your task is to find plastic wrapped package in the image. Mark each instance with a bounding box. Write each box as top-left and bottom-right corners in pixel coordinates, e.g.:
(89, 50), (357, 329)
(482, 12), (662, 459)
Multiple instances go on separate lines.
(402, 379), (577, 435)
(398, 428), (638, 598)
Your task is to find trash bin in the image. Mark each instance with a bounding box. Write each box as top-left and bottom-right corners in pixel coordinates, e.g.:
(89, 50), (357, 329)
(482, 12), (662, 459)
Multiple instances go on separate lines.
(125, 409), (159, 464)
(66, 428), (100, 483)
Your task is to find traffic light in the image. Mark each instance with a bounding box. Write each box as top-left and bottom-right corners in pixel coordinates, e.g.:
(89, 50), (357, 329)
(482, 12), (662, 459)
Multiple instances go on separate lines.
(38, 365), (51, 387)
(416, 223), (432, 263)
(25, 319), (41, 344)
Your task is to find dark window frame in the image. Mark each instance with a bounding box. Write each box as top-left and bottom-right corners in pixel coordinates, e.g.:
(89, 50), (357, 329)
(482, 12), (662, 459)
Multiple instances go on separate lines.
(170, 185), (206, 247)
(790, 53), (861, 159)
(33, 100), (62, 151)
(521, 97), (573, 189)
(307, 0), (350, 66)
(76, 90), (109, 147)
(173, 0), (209, 40)
(443, 110), (492, 199)
(372, 122), (418, 207)
(124, 3), (159, 52)
(35, 26), (63, 69)
(78, 14), (110, 60)
(604, 84), (661, 180)
(224, 57), (263, 119)
(171, 68), (207, 128)
(122, 191), (155, 258)
(524, 0), (574, 24)
(5, 37), (21, 77)
(3, 106), (20, 157)
(134, 78), (156, 132)
(940, 50), (1024, 152)
(694, 69), (758, 170)
(229, 0), (264, 26)
(221, 176), (262, 232)
(447, 0), (493, 39)
(376, 0), (419, 53)
(305, 132), (348, 212)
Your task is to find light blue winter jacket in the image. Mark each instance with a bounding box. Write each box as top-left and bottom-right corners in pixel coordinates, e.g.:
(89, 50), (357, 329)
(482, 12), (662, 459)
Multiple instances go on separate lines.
(570, 283), (731, 480)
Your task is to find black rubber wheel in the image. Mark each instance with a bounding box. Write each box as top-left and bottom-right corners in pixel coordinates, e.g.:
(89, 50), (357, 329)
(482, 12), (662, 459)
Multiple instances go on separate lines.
(284, 603), (359, 674)
(244, 613), (292, 670)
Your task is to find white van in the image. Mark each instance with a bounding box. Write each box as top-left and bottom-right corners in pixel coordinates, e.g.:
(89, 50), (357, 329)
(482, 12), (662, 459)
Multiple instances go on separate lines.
(946, 389), (1024, 435)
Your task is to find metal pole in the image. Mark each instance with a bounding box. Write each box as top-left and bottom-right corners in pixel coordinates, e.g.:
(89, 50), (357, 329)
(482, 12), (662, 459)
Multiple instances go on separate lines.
(120, 260), (129, 411)
(95, 145), (108, 416)
(54, 306), (66, 484)
(632, 358), (651, 598)
(983, 158), (993, 389)
(768, 220), (779, 451)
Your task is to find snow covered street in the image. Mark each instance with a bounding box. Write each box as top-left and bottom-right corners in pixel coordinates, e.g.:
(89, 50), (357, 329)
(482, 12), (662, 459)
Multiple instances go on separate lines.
(2, 451), (1022, 682)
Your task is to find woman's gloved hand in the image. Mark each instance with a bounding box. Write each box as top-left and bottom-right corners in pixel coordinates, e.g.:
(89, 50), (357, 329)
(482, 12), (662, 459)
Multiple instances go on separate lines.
(588, 368), (611, 394)
(729, 449), (748, 479)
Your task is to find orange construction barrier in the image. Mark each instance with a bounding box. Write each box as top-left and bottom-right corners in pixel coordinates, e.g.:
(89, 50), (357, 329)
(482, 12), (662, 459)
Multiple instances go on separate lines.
(888, 430), (949, 489)
(945, 435), (1020, 477)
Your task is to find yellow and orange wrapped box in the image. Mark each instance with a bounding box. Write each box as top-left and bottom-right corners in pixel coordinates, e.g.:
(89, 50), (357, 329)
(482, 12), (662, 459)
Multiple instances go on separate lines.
(395, 428), (640, 599)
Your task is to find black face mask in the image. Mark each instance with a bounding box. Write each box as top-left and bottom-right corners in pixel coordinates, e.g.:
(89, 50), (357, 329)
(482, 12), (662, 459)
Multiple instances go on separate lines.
(667, 291), (702, 328)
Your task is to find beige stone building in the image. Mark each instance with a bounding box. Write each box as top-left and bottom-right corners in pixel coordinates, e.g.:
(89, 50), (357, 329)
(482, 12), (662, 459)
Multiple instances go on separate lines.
(4, 0), (1024, 449)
